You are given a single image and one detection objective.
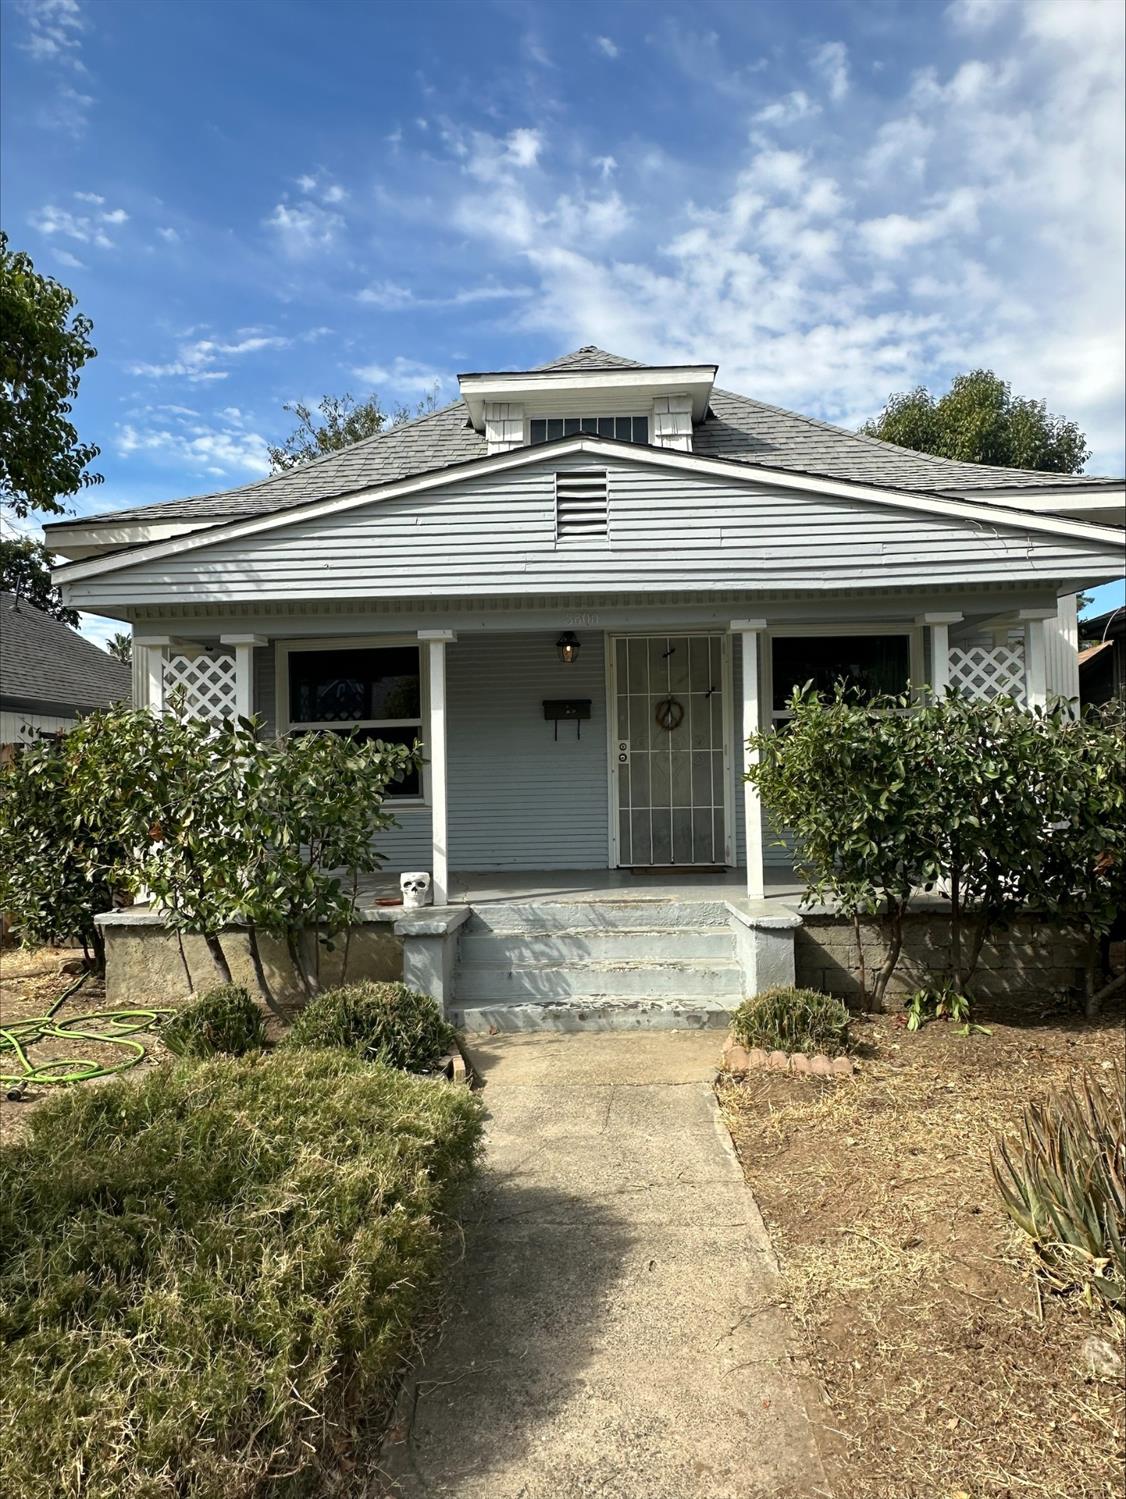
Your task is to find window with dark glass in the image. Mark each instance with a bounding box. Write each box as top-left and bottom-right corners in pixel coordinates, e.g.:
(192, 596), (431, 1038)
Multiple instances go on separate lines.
(287, 645), (422, 796)
(529, 415), (649, 445)
(771, 634), (912, 719)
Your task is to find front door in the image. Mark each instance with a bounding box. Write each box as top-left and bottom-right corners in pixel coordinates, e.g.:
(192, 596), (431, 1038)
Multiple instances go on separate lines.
(610, 633), (731, 867)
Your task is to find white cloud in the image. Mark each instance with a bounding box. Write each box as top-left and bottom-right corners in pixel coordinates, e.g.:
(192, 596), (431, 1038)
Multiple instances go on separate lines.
(156, 225), (180, 243)
(505, 128), (542, 169)
(357, 281), (532, 310)
(53, 248), (84, 269)
(858, 187), (979, 259)
(592, 35), (619, 59)
(29, 201), (125, 247)
(37, 81), (94, 135)
(812, 40), (850, 101)
(594, 155), (617, 179)
(863, 115), (935, 180)
(16, 0), (86, 68)
(264, 200), (344, 256)
(752, 90), (819, 127)
(116, 411), (270, 478)
(73, 189), (103, 203)
(946, 0), (1011, 30)
(352, 356), (450, 396)
(128, 331), (291, 381)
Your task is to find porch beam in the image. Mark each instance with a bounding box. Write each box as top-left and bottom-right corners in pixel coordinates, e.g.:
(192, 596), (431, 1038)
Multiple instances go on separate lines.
(419, 631), (457, 905)
(731, 619), (767, 901)
(917, 612), (962, 697)
(220, 633), (268, 720)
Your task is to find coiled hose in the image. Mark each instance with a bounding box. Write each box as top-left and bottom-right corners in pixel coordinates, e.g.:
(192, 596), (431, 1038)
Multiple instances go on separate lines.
(0, 972), (173, 1097)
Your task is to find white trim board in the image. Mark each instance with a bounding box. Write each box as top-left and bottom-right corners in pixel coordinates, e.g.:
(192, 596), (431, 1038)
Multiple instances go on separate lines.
(53, 435), (1126, 586)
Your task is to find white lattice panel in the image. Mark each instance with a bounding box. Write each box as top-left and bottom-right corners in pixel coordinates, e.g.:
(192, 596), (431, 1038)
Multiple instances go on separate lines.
(947, 643), (1026, 706)
(163, 652), (237, 721)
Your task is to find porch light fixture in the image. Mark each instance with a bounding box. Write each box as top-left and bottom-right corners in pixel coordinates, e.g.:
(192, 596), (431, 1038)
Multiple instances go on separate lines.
(556, 631), (581, 665)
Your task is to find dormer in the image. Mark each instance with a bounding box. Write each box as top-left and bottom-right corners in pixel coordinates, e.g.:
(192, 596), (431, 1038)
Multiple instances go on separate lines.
(457, 358), (717, 456)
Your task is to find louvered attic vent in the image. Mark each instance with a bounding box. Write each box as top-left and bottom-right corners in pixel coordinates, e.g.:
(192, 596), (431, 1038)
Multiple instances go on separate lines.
(555, 469), (608, 544)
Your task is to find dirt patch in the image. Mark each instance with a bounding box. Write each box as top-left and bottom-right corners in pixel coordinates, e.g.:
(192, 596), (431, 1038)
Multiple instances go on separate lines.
(719, 997), (1126, 1499)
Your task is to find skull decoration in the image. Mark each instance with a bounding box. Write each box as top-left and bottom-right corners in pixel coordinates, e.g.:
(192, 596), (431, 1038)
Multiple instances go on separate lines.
(400, 871), (433, 909)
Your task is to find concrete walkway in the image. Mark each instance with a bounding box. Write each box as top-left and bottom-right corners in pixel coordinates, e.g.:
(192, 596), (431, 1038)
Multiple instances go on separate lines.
(384, 1032), (827, 1499)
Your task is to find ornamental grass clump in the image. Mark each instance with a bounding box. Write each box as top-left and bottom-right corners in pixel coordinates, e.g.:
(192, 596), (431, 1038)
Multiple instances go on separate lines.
(992, 1063), (1125, 1313)
(161, 983), (266, 1058)
(0, 1049), (484, 1499)
(284, 980), (457, 1073)
(731, 985), (851, 1058)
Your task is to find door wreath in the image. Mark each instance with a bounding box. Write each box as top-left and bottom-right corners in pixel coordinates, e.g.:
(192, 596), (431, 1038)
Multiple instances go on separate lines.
(654, 697), (685, 731)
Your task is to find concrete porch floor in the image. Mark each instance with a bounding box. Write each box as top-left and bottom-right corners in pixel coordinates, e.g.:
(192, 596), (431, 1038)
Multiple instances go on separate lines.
(359, 865), (806, 909)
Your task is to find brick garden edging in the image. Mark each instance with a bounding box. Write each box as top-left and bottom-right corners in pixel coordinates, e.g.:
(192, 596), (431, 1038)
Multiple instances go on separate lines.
(722, 1034), (855, 1077)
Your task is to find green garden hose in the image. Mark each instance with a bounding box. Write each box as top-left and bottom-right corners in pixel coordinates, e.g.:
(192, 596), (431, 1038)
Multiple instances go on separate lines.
(0, 1003), (174, 1094)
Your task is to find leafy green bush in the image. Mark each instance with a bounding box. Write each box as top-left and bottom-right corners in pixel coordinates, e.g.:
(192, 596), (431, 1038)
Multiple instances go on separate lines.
(284, 980), (457, 1072)
(992, 1064), (1125, 1313)
(730, 986), (851, 1057)
(0, 1049), (483, 1499)
(161, 984), (267, 1058)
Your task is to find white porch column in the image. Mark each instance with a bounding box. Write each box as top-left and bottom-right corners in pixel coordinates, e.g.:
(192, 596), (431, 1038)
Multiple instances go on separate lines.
(917, 612), (962, 697)
(220, 634), (268, 720)
(419, 630), (457, 906)
(1020, 608), (1054, 709)
(135, 635), (173, 713)
(732, 619), (768, 901)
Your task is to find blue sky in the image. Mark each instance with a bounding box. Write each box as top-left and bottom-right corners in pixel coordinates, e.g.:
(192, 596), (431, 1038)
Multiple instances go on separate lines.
(2, 0), (1123, 637)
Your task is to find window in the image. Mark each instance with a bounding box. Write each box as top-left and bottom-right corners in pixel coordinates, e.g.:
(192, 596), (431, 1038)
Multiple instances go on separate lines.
(555, 469), (608, 543)
(770, 633), (912, 722)
(286, 643), (423, 797)
(529, 415), (649, 445)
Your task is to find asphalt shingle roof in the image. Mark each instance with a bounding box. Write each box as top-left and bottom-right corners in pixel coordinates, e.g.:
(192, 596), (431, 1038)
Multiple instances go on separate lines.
(63, 346), (1119, 530)
(1, 593), (131, 713)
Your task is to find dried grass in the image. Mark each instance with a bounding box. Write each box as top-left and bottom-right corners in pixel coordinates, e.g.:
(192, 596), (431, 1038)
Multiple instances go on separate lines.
(720, 1004), (1126, 1499)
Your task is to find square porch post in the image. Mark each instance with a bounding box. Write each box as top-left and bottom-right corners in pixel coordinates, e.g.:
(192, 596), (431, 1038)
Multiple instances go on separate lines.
(419, 631), (457, 906)
(731, 619), (767, 900)
(1019, 608), (1055, 709)
(134, 636), (173, 713)
(917, 612), (962, 698)
(220, 634), (268, 719)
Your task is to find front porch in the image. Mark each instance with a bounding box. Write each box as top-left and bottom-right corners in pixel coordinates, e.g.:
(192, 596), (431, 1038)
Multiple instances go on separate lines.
(131, 591), (1076, 908)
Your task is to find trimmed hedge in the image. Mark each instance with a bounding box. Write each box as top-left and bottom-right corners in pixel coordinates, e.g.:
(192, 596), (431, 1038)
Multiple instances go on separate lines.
(161, 984), (266, 1058)
(731, 985), (850, 1058)
(284, 980), (457, 1072)
(0, 1049), (483, 1499)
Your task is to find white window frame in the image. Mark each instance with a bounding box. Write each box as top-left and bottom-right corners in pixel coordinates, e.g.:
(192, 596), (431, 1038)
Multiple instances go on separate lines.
(763, 623), (925, 728)
(274, 635), (429, 806)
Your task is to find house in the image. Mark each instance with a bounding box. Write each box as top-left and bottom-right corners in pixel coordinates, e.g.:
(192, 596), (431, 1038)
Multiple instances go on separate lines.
(45, 348), (1126, 1023)
(1078, 605), (1126, 705)
(0, 591), (131, 749)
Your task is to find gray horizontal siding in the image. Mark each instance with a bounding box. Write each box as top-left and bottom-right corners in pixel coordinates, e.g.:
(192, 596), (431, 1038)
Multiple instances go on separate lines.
(66, 453), (1121, 608)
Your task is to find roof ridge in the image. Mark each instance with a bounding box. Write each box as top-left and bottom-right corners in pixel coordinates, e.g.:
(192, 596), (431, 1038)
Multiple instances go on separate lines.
(710, 384), (1103, 486)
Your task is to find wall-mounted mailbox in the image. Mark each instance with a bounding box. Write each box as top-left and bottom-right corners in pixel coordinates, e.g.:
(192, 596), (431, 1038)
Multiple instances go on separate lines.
(543, 698), (592, 740)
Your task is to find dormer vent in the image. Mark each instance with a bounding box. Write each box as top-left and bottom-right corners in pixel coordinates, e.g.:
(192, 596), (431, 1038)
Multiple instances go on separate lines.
(555, 470), (608, 544)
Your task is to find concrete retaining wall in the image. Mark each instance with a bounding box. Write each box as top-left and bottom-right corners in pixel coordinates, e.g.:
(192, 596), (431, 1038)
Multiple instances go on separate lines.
(795, 909), (1087, 1009)
(100, 911), (404, 1007)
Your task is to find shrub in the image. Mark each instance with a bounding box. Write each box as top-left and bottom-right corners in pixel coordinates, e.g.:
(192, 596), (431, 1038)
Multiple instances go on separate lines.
(284, 980), (457, 1072)
(992, 1064), (1125, 1313)
(0, 1049), (484, 1499)
(161, 984), (267, 1058)
(730, 985), (851, 1057)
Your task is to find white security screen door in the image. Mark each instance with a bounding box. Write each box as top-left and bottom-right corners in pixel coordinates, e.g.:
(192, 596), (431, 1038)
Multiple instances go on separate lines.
(612, 634), (730, 867)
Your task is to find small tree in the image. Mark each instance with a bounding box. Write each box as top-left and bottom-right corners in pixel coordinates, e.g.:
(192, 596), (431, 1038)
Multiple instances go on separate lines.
(0, 536), (79, 625)
(0, 703), (419, 1009)
(266, 387), (441, 472)
(746, 689), (938, 1008)
(0, 726), (128, 968)
(860, 370), (1088, 474)
(0, 233), (102, 517)
(106, 630), (132, 664)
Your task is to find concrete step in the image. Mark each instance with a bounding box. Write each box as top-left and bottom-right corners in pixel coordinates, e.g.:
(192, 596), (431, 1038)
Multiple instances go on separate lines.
(454, 957), (743, 1004)
(448, 997), (737, 1033)
(465, 900), (733, 935)
(458, 926), (735, 964)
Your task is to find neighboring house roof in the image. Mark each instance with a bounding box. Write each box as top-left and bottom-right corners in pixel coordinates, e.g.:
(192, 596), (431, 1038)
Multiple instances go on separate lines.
(51, 347), (1120, 532)
(0, 592), (131, 718)
(1079, 606), (1126, 642)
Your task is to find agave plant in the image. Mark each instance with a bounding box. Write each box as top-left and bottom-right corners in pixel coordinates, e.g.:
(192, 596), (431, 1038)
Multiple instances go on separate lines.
(992, 1064), (1125, 1313)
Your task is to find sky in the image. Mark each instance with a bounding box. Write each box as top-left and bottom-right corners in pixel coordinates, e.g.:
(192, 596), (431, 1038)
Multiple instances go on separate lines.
(2, 0), (1123, 644)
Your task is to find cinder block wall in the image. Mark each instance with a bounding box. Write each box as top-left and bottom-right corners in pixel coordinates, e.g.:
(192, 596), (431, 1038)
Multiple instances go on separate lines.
(795, 912), (1087, 1010)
